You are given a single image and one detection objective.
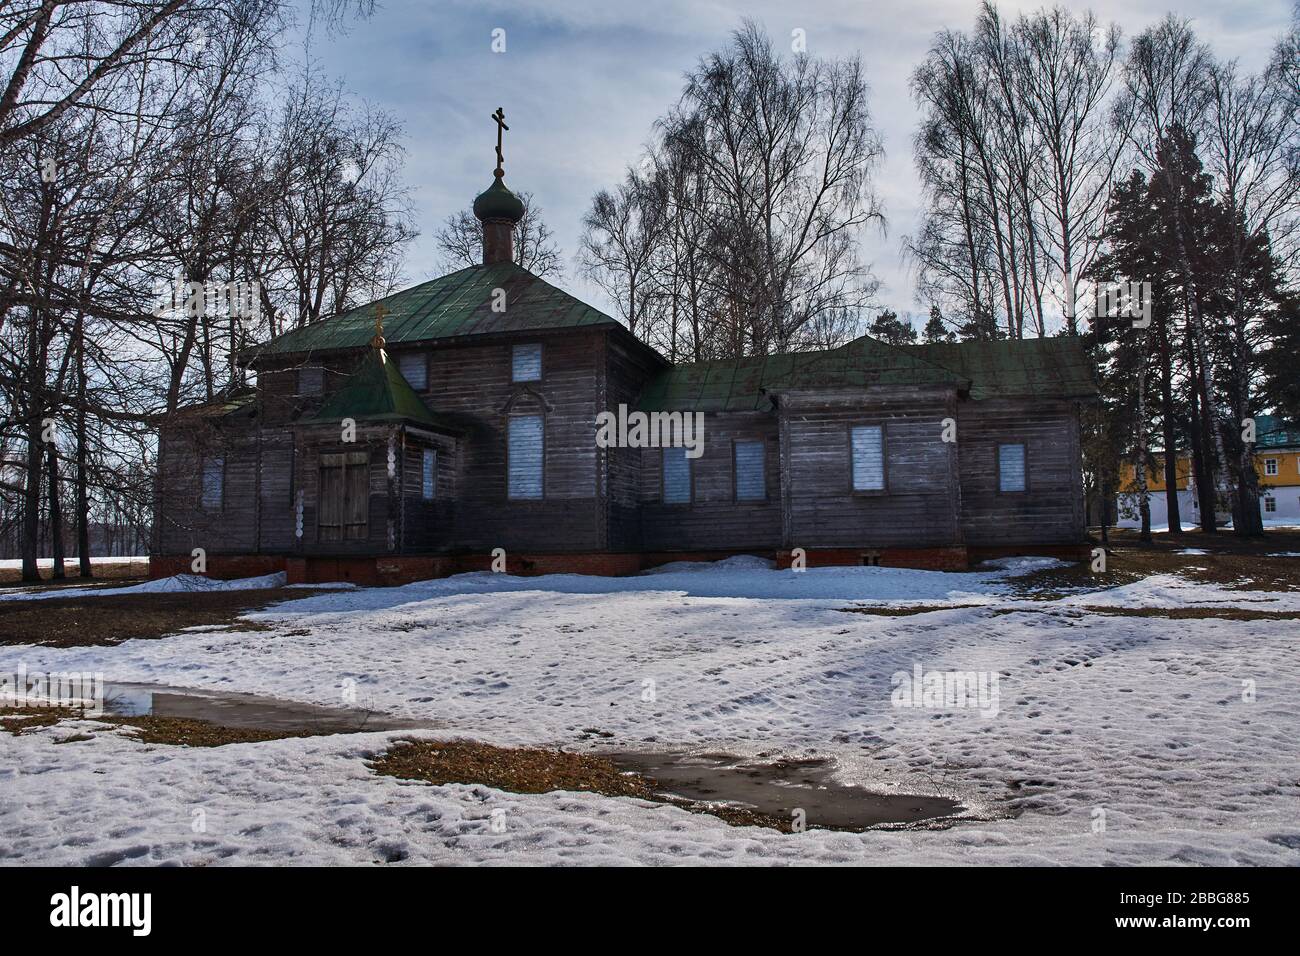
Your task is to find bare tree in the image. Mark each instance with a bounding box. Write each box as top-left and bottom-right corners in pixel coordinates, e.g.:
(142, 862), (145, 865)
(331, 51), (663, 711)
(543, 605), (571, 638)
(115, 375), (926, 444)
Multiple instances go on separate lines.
(583, 20), (884, 358)
(909, 3), (1126, 339)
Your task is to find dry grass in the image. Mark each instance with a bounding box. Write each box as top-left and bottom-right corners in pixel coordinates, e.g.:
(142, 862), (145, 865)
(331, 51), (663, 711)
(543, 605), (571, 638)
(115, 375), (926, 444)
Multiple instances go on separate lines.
(1076, 605), (1300, 622)
(105, 714), (332, 747)
(0, 703), (329, 747)
(0, 588), (328, 647)
(0, 559), (148, 584)
(840, 604), (986, 617)
(370, 738), (801, 833)
(1006, 528), (1300, 600)
(0, 705), (80, 735)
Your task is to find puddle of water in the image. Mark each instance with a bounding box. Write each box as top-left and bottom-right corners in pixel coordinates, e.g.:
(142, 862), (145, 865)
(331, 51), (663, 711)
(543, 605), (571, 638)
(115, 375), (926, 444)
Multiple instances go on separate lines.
(609, 751), (962, 830)
(103, 683), (430, 735)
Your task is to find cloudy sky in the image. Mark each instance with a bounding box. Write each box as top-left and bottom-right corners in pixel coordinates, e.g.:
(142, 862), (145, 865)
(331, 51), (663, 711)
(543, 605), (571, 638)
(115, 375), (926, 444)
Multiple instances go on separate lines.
(295, 0), (1293, 325)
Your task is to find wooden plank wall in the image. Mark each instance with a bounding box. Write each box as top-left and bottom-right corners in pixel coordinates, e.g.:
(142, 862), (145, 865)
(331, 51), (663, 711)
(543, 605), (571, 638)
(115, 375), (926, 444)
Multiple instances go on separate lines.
(605, 334), (662, 552)
(956, 398), (1085, 545)
(397, 432), (458, 551)
(257, 427), (296, 552)
(638, 411), (783, 552)
(416, 330), (604, 552)
(780, 389), (961, 549)
(156, 427), (260, 555)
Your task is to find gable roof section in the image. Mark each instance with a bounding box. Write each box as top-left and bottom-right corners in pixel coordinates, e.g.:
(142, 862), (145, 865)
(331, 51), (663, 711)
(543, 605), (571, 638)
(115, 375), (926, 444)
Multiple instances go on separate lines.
(907, 338), (1097, 400)
(246, 262), (618, 360)
(637, 335), (1097, 412)
(307, 348), (459, 432)
(638, 336), (964, 413)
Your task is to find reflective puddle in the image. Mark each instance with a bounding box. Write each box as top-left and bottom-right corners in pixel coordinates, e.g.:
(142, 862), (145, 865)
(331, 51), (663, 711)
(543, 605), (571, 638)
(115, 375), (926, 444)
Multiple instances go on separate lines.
(103, 683), (431, 735)
(608, 751), (963, 830)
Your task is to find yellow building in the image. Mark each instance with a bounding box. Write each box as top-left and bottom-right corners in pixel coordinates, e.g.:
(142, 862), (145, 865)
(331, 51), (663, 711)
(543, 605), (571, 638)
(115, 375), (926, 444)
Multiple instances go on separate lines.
(1118, 415), (1300, 526)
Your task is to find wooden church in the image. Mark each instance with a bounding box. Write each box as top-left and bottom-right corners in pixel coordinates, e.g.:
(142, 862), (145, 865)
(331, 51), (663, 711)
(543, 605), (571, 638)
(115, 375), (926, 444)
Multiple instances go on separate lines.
(152, 115), (1097, 585)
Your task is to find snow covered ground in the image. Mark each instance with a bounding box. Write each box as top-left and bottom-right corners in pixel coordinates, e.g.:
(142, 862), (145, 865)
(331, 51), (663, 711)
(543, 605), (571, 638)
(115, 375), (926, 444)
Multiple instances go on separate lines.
(2, 558), (1298, 866)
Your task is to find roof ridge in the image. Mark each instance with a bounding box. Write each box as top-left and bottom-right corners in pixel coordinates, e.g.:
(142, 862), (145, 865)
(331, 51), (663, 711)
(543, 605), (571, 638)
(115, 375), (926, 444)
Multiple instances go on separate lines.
(243, 261), (619, 360)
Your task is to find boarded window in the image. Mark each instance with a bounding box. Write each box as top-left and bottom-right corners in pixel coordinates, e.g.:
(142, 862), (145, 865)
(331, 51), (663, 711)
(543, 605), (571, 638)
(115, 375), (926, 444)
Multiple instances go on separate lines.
(318, 451), (369, 541)
(851, 426), (885, 491)
(201, 457), (224, 510)
(508, 415), (544, 499)
(422, 448), (436, 500)
(512, 343), (542, 382)
(662, 447), (691, 504)
(734, 440), (766, 501)
(398, 352), (427, 390)
(298, 366), (324, 395)
(998, 443), (1027, 492)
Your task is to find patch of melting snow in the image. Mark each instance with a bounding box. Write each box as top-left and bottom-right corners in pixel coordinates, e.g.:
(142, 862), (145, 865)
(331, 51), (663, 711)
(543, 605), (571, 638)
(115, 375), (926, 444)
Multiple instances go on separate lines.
(0, 572), (287, 601)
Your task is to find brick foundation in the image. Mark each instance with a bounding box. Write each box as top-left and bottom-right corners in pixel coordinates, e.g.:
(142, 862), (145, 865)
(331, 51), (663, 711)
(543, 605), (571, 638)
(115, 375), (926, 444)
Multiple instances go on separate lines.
(774, 547), (970, 571)
(151, 541), (1091, 586)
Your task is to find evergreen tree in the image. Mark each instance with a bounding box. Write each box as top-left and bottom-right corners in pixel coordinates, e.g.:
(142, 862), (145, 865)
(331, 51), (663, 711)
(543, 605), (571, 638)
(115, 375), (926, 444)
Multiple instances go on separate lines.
(868, 309), (918, 345)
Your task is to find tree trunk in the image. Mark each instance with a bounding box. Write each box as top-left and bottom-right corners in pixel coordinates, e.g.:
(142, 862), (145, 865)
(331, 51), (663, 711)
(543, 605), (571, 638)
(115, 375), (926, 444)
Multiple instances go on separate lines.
(47, 440), (64, 579)
(1157, 317), (1182, 534)
(75, 312), (92, 577)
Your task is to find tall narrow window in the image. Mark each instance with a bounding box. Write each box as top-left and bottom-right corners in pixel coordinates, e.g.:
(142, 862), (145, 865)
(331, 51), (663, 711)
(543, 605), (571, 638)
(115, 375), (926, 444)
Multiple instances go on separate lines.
(662, 447), (691, 504)
(319, 452), (369, 541)
(298, 366), (324, 395)
(421, 448), (437, 500)
(201, 457), (224, 510)
(998, 443), (1027, 492)
(512, 343), (542, 382)
(508, 415), (544, 499)
(398, 352), (428, 390)
(851, 426), (885, 492)
(734, 440), (766, 501)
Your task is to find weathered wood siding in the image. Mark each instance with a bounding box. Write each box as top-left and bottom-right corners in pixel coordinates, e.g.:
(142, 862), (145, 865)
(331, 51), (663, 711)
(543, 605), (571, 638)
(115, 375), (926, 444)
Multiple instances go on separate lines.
(638, 412), (783, 552)
(605, 334), (663, 551)
(779, 388), (962, 549)
(415, 330), (604, 552)
(398, 431), (458, 551)
(257, 427), (296, 552)
(956, 398), (1085, 545)
(156, 426), (260, 555)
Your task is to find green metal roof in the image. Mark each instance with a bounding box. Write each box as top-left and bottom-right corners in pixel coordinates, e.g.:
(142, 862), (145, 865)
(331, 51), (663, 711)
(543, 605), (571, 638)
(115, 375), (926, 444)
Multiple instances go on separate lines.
(636, 336), (960, 413)
(908, 338), (1097, 400)
(1256, 414), (1300, 448)
(637, 335), (1096, 412)
(247, 262), (618, 360)
(307, 348), (459, 431)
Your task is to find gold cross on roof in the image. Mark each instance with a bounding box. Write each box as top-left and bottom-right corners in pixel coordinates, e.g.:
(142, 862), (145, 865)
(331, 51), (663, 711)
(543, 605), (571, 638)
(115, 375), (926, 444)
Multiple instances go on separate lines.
(492, 107), (508, 177)
(371, 303), (388, 349)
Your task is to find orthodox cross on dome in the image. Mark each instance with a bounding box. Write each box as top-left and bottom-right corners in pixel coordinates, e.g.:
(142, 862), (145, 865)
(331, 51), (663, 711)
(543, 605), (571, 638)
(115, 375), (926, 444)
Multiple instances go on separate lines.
(491, 107), (509, 178)
(371, 302), (388, 349)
